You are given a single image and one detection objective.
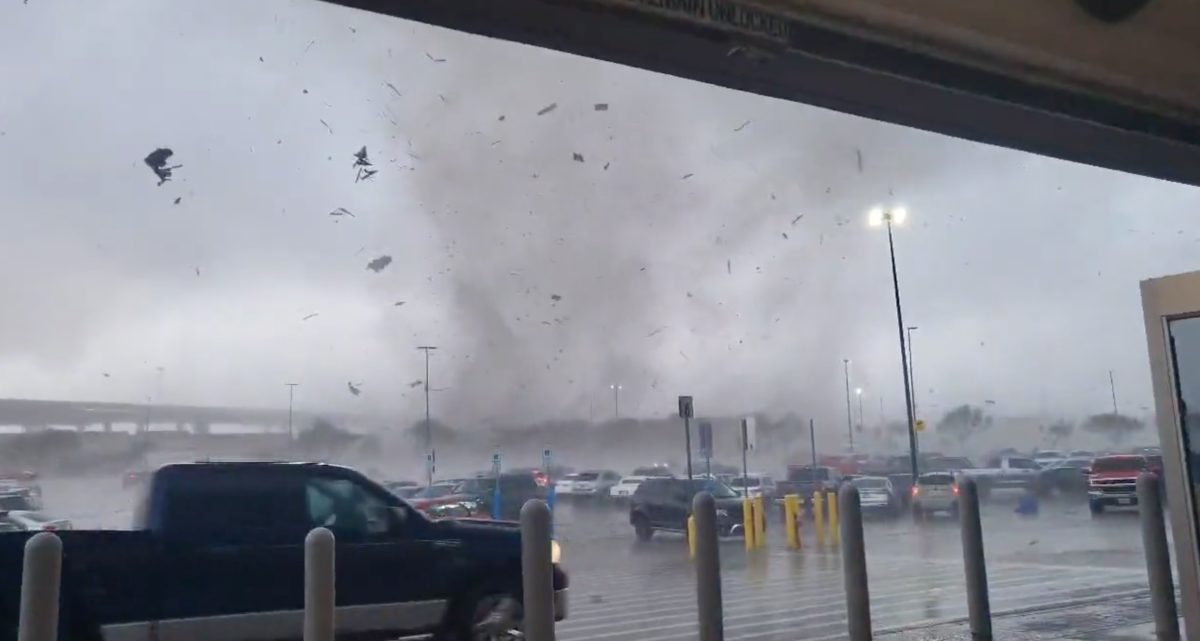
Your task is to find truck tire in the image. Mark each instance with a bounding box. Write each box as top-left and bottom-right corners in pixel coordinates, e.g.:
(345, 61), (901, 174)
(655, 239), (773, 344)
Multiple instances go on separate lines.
(438, 585), (523, 641)
(632, 514), (654, 541)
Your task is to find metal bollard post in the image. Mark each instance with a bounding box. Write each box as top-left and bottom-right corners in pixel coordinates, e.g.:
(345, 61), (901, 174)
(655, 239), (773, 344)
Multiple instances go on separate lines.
(957, 477), (992, 641)
(839, 485), (871, 641)
(687, 515), (697, 559)
(304, 527), (336, 641)
(1138, 473), (1180, 641)
(784, 494), (800, 549)
(813, 492), (826, 546)
(18, 532), (62, 641)
(742, 498), (756, 550)
(521, 500), (556, 641)
(753, 496), (766, 548)
(693, 492), (724, 641)
(827, 491), (840, 545)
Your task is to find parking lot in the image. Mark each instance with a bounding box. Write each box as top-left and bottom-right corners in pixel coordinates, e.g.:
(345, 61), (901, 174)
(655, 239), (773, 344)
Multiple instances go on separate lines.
(37, 477), (1159, 641)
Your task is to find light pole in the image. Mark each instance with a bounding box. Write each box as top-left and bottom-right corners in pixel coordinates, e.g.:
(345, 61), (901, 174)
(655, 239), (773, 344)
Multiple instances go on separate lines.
(906, 326), (919, 419)
(285, 383), (299, 442)
(843, 359), (854, 451)
(610, 384), (622, 419)
(418, 346), (438, 486)
(869, 205), (918, 481)
(1108, 369), (1119, 414)
(855, 387), (864, 433)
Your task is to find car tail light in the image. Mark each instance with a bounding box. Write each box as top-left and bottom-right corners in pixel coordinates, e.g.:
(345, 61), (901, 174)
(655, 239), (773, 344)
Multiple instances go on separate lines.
(952, 484), (959, 495)
(911, 486), (919, 497)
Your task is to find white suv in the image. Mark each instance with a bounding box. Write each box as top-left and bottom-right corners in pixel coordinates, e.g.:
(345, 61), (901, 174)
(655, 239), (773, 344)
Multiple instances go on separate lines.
(912, 472), (960, 515)
(609, 476), (649, 500)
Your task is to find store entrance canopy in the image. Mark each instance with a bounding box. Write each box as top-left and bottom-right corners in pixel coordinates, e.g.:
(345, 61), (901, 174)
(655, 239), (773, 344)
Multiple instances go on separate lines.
(322, 0), (1200, 186)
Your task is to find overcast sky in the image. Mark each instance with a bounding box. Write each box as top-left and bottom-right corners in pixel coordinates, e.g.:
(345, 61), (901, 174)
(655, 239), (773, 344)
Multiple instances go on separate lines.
(2, 0), (1199, 431)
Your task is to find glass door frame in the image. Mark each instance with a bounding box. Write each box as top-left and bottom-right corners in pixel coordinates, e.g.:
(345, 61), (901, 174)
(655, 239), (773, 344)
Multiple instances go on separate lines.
(1142, 270), (1200, 638)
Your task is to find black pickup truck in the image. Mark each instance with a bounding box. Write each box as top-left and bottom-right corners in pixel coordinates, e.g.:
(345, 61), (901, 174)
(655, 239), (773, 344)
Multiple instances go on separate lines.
(0, 462), (568, 641)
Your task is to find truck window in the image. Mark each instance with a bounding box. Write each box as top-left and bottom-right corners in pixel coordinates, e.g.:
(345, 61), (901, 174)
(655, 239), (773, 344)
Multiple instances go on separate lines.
(306, 478), (392, 539)
(160, 470), (310, 544)
(1008, 458), (1039, 470)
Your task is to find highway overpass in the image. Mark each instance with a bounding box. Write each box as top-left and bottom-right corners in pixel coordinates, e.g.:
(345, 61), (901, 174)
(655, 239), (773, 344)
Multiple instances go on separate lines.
(0, 398), (371, 433)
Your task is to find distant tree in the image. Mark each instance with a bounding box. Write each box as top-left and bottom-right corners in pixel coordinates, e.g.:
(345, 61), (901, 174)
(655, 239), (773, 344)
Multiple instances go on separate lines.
(1081, 413), (1144, 445)
(296, 418), (359, 458)
(935, 404), (992, 445)
(1046, 420), (1075, 446)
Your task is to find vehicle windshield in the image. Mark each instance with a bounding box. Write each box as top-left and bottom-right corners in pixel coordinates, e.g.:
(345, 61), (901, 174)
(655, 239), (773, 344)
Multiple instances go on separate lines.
(1092, 457), (1148, 472)
(414, 485), (456, 499)
(575, 472), (600, 481)
(692, 481), (738, 499)
(853, 478), (889, 489)
(730, 477), (761, 487)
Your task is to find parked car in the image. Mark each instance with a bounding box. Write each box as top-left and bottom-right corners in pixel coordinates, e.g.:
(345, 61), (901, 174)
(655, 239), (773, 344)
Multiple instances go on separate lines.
(0, 488), (40, 512)
(779, 465), (841, 500)
(0, 510), (72, 532)
(1036, 457), (1092, 496)
(923, 456), (975, 473)
(728, 474), (778, 500)
(609, 475), (650, 500)
(850, 476), (900, 517)
(1088, 455), (1148, 515)
(0, 462), (569, 641)
(448, 473), (545, 520)
(1033, 450), (1067, 468)
(628, 478), (745, 541)
(1068, 450), (1096, 459)
(911, 472), (959, 516)
(556, 470), (621, 498)
(960, 456), (1041, 497)
(630, 465), (674, 478)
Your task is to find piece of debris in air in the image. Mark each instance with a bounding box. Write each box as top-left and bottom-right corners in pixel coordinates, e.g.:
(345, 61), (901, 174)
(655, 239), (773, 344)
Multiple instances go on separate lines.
(173, 196), (181, 205)
(347, 382), (362, 396)
(781, 232), (789, 240)
(647, 326), (667, 338)
(594, 103), (609, 111)
(194, 267), (200, 276)
(320, 119), (333, 134)
(734, 120), (750, 132)
(726, 259), (732, 274)
(102, 372), (111, 378)
(393, 301), (406, 307)
(498, 115), (506, 121)
(855, 148), (863, 174)
(681, 173), (693, 180)
(425, 52), (446, 62)
(536, 102), (558, 116)
(791, 214), (803, 225)
(572, 153), (584, 163)
(408, 380), (423, 388)
(386, 82), (402, 98)
(353, 146), (377, 182)
(366, 255), (393, 272)
(144, 148), (181, 186)
(329, 207), (355, 218)
(302, 313), (319, 321)
(550, 294), (562, 302)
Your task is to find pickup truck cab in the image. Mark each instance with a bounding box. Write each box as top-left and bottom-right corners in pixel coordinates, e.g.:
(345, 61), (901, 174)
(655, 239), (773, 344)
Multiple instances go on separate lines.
(960, 456), (1040, 497)
(0, 462), (568, 641)
(1088, 455), (1148, 515)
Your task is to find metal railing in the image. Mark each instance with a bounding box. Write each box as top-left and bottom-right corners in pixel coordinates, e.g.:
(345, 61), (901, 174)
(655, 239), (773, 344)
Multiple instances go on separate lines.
(14, 480), (1183, 641)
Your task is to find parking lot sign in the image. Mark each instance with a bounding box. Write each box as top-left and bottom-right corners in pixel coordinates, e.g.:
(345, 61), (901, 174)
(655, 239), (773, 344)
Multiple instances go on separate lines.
(699, 421), (713, 458)
(678, 395), (694, 419)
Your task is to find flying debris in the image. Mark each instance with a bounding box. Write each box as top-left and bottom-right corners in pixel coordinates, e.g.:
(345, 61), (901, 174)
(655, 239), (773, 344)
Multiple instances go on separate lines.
(302, 313), (319, 321)
(425, 52), (446, 62)
(681, 173), (694, 180)
(855, 148), (863, 173)
(143, 148), (181, 186)
(385, 82), (402, 97)
(726, 259), (732, 275)
(550, 294), (562, 302)
(102, 373), (111, 378)
(366, 255), (393, 272)
(408, 380), (423, 388)
(320, 119), (333, 134)
(329, 207), (355, 218)
(603, 162), (610, 170)
(781, 232), (789, 239)
(173, 197), (182, 205)
(733, 120), (750, 132)
(536, 102), (558, 116)
(498, 115), (506, 121)
(352, 146), (376, 182)
(393, 301), (406, 307)
(791, 214), (803, 225)
(347, 382), (362, 396)
(572, 153), (584, 163)
(194, 267), (200, 276)
(594, 103), (609, 111)
(647, 327), (667, 338)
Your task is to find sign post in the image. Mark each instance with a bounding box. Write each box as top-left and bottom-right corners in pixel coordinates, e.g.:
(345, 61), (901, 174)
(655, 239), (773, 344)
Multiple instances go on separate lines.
(542, 448), (555, 533)
(679, 396), (695, 482)
(740, 418), (752, 497)
(699, 421), (713, 478)
(491, 453), (502, 520)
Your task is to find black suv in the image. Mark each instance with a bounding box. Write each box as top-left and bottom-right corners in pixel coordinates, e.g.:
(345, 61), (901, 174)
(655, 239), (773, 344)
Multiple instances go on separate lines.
(629, 478), (744, 540)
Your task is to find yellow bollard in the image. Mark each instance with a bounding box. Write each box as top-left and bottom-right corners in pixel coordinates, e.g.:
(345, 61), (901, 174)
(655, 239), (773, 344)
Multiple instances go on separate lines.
(742, 497), (756, 550)
(827, 491), (839, 545)
(812, 491), (825, 546)
(753, 496), (766, 548)
(687, 514), (696, 559)
(783, 494), (800, 549)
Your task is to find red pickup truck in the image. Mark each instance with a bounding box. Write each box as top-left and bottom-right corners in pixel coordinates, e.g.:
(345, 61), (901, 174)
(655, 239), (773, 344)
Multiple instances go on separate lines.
(1088, 455), (1148, 515)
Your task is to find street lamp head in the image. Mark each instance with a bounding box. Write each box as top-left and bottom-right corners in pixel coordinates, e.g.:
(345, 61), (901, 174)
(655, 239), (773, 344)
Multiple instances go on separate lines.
(867, 206), (908, 227)
(855, 387), (863, 396)
(610, 383), (622, 390)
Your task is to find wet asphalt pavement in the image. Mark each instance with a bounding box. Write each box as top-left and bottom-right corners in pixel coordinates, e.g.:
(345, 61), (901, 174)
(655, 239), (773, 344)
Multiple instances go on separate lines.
(41, 480), (1162, 641)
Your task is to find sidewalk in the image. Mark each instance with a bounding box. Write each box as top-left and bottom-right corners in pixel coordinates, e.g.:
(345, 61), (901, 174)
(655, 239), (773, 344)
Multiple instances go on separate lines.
(876, 593), (1171, 641)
